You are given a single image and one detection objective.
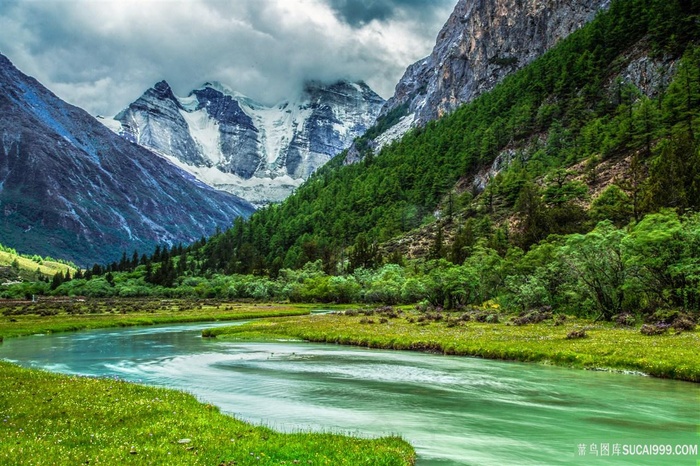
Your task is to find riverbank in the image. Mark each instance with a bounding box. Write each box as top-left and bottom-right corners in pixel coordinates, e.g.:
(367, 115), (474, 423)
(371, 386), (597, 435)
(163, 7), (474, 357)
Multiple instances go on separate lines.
(0, 300), (415, 465)
(0, 361), (414, 465)
(0, 299), (318, 339)
(207, 309), (700, 382)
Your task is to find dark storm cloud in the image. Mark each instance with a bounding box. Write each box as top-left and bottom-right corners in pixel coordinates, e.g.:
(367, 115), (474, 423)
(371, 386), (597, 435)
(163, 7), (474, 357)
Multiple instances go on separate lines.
(325, 0), (448, 27)
(0, 0), (455, 116)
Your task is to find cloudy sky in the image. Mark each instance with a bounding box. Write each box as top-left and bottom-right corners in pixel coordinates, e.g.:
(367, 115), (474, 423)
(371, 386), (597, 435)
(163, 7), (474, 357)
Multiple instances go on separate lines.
(0, 0), (455, 116)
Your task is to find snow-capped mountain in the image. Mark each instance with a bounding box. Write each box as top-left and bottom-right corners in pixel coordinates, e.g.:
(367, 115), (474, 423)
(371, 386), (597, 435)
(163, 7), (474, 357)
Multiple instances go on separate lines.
(106, 80), (384, 206)
(0, 53), (255, 266)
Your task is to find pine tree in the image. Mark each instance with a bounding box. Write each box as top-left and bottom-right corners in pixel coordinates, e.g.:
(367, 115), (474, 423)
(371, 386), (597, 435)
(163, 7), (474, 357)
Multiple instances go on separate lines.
(119, 252), (128, 272)
(515, 182), (550, 249)
(152, 245), (162, 263)
(50, 272), (63, 291)
(348, 233), (379, 272)
(428, 225), (446, 260)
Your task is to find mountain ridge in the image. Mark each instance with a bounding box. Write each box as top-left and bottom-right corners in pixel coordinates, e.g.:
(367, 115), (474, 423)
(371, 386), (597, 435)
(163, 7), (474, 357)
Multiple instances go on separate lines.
(168, 0), (699, 275)
(106, 79), (384, 206)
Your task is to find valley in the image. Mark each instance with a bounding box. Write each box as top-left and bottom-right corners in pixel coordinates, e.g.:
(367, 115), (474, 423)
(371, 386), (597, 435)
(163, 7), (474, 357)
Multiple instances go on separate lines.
(0, 0), (698, 464)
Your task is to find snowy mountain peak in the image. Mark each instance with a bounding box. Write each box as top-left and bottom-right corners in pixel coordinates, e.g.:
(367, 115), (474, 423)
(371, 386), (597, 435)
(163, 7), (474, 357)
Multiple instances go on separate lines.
(153, 79), (174, 93)
(105, 79), (384, 206)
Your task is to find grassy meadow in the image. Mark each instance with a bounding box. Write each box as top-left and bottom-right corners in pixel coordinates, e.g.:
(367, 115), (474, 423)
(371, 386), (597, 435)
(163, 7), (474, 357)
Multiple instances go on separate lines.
(0, 361), (414, 465)
(0, 250), (76, 281)
(207, 307), (700, 382)
(0, 299), (317, 340)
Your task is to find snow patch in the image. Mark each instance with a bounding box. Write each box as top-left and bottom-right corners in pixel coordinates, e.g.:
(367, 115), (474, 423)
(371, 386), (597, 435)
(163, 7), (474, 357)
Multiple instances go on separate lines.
(374, 113), (416, 151)
(95, 115), (123, 134)
(240, 100), (313, 167)
(156, 152), (301, 207)
(177, 94), (199, 112)
(179, 108), (224, 165)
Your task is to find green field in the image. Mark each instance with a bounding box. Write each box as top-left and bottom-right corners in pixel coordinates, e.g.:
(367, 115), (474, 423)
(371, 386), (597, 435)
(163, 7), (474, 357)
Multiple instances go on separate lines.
(0, 250), (75, 281)
(0, 299), (317, 340)
(207, 308), (700, 382)
(0, 362), (414, 465)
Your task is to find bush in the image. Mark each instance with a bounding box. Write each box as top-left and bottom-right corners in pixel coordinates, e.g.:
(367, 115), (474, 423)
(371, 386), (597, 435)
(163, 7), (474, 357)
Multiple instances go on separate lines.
(566, 328), (588, 339)
(613, 313), (636, 327)
(647, 309), (680, 325)
(671, 317), (696, 332)
(640, 324), (668, 336)
(512, 307), (553, 325)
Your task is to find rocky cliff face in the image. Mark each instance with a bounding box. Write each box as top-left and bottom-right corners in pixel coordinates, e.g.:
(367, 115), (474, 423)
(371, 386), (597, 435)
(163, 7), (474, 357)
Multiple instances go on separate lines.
(366, 0), (609, 152)
(0, 53), (254, 266)
(108, 80), (384, 206)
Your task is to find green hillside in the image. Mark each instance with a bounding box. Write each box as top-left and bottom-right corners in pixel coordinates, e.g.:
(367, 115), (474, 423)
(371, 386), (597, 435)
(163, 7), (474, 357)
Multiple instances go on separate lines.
(0, 243), (77, 284)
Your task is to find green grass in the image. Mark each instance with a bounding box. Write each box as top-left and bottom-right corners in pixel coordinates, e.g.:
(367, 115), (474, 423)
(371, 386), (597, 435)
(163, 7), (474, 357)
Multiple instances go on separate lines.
(0, 362), (414, 465)
(0, 250), (75, 279)
(0, 300), (316, 339)
(208, 311), (700, 382)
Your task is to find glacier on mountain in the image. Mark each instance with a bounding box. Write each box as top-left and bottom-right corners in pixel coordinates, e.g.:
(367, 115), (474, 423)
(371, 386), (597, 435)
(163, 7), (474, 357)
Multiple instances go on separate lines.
(106, 80), (384, 206)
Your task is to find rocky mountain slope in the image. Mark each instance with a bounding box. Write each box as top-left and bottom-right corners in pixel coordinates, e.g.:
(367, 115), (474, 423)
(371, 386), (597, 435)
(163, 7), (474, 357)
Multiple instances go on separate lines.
(0, 53), (254, 266)
(104, 80), (384, 206)
(346, 0), (609, 161)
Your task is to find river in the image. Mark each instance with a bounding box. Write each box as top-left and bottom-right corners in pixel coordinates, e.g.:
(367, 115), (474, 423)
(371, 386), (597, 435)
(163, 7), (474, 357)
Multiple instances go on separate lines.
(1, 321), (698, 465)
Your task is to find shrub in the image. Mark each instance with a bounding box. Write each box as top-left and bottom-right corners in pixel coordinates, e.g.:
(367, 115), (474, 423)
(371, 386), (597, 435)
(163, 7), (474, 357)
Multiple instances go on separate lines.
(613, 313), (636, 327)
(647, 309), (679, 325)
(640, 324), (668, 336)
(512, 308), (553, 325)
(566, 328), (588, 339)
(671, 317), (696, 332)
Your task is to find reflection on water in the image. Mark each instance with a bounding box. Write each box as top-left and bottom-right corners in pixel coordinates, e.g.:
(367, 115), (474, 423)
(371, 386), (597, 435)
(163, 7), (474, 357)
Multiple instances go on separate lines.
(1, 322), (698, 465)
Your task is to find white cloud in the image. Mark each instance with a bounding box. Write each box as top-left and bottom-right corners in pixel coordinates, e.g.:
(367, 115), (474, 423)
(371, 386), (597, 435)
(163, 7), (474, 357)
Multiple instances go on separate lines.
(0, 0), (454, 115)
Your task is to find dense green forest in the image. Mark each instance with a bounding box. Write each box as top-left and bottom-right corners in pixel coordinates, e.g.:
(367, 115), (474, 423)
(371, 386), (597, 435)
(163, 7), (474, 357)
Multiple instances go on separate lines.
(5, 0), (700, 323)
